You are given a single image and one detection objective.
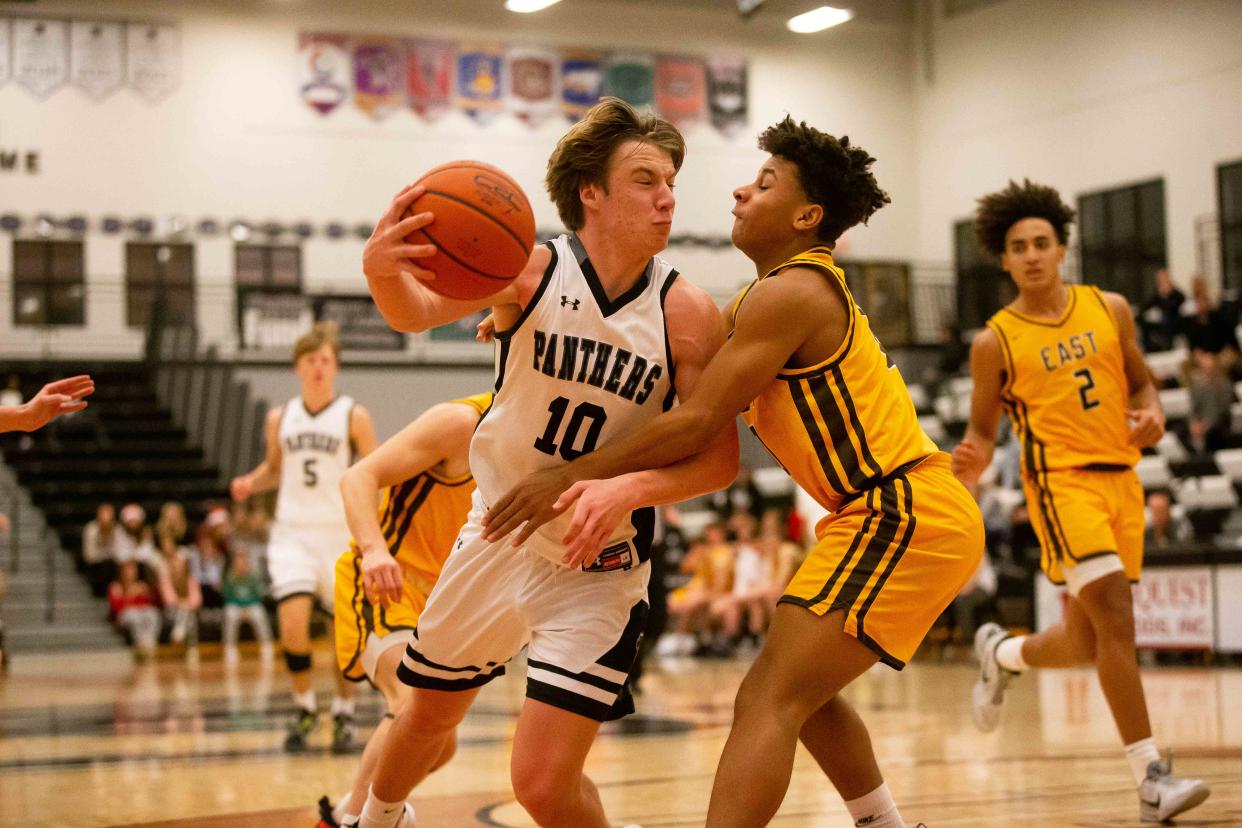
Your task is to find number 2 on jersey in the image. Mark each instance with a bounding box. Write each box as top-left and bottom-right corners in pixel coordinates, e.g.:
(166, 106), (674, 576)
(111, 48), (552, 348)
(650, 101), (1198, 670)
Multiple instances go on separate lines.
(534, 396), (607, 460)
(1073, 368), (1099, 411)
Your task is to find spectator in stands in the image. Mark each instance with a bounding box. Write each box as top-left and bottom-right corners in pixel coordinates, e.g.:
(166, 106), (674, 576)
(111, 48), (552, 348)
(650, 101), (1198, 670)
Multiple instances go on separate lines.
(1187, 349), (1234, 454)
(0, 375), (93, 434)
(222, 547), (273, 665)
(633, 505), (689, 689)
(1184, 276), (1240, 365)
(150, 502), (190, 582)
(1144, 491), (1193, 549)
(159, 550), (201, 653)
(229, 502), (271, 591)
(1140, 269), (1186, 353)
(0, 375), (21, 408)
(662, 522), (735, 657)
(108, 560), (161, 660)
(192, 506), (230, 609)
(711, 513), (766, 654)
(114, 503), (155, 565)
(709, 464), (765, 520)
(81, 503), (119, 597)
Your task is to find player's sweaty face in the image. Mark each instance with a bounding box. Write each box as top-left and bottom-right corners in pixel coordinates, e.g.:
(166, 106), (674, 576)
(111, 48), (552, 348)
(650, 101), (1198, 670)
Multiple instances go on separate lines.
(598, 140), (677, 254)
(731, 156), (806, 256)
(1001, 217), (1065, 291)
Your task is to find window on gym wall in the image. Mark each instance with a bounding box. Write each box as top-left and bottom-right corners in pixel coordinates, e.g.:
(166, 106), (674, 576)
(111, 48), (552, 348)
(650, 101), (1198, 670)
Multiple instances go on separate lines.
(1219, 160), (1242, 291)
(125, 242), (196, 328)
(953, 218), (1012, 331)
(235, 244), (305, 349)
(1077, 179), (1166, 305)
(12, 239), (86, 326)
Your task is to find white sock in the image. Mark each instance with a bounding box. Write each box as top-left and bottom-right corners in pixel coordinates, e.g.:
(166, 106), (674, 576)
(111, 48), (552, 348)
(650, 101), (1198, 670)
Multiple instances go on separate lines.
(293, 689), (317, 713)
(332, 696), (356, 717)
(359, 788), (407, 828)
(332, 791), (352, 822)
(844, 781), (904, 828)
(1125, 737), (1161, 787)
(995, 635), (1030, 672)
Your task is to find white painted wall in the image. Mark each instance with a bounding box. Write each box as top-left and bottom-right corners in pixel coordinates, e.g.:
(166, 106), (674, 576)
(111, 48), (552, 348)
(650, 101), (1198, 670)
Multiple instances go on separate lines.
(913, 0), (1242, 287)
(0, 0), (918, 358)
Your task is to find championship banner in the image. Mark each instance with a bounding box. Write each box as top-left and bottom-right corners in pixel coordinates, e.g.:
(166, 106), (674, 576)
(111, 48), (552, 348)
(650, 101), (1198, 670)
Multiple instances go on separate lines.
(655, 54), (707, 128)
(312, 295), (405, 351)
(0, 19), (12, 86)
(352, 38), (404, 120)
(13, 18), (68, 99)
(127, 22), (179, 102)
(70, 20), (124, 100)
(297, 31), (349, 115)
(406, 39), (453, 122)
(507, 46), (559, 127)
(456, 44), (504, 125)
(561, 49), (603, 123)
(605, 52), (654, 110)
(707, 55), (748, 136)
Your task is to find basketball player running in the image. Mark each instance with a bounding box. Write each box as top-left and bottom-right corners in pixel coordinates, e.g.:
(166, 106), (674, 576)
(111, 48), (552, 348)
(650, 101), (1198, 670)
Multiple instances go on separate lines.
(318, 391), (492, 828)
(484, 117), (980, 828)
(951, 180), (1209, 823)
(356, 98), (737, 828)
(230, 322), (377, 753)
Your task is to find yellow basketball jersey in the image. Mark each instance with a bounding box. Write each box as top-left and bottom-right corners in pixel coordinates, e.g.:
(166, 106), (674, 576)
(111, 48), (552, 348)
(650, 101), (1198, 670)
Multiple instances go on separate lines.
(349, 392), (492, 591)
(736, 247), (938, 516)
(987, 285), (1139, 475)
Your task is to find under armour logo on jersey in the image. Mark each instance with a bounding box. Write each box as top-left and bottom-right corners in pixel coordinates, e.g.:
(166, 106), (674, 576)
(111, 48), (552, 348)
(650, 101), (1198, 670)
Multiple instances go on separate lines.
(561, 295), (581, 310)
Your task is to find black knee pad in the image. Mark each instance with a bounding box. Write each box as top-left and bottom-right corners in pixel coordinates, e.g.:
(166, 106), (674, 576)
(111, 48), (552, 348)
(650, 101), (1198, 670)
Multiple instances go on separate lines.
(284, 650), (312, 673)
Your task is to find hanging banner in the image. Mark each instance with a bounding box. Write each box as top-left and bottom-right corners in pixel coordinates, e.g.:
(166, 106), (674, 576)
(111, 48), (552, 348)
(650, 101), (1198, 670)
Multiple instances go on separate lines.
(70, 20), (124, 99)
(405, 39), (453, 122)
(655, 54), (707, 128)
(297, 31), (349, 115)
(352, 38), (404, 120)
(605, 52), (654, 110)
(0, 19), (12, 87)
(456, 43), (504, 125)
(13, 18), (68, 99)
(127, 22), (179, 102)
(561, 49), (603, 123)
(507, 46), (559, 127)
(707, 55), (748, 136)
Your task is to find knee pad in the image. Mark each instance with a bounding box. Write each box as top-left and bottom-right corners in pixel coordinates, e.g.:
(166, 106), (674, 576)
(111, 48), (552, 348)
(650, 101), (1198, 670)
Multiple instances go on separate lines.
(284, 650), (312, 674)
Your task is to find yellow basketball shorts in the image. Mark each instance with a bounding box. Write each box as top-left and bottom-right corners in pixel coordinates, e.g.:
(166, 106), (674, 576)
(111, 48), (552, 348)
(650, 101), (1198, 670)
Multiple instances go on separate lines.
(1022, 466), (1144, 589)
(781, 453), (983, 669)
(333, 548), (432, 683)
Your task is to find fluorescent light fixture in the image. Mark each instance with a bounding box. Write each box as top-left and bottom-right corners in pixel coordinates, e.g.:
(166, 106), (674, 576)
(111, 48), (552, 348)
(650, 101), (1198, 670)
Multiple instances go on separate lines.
(504, 0), (562, 12)
(787, 5), (853, 33)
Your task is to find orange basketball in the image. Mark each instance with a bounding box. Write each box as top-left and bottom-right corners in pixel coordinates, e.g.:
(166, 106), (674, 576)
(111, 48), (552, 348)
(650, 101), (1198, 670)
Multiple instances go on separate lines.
(404, 161), (537, 300)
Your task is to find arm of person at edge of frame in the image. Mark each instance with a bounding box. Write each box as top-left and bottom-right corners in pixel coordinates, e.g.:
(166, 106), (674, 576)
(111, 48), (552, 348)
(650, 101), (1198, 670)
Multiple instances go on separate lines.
(341, 402), (478, 607)
(552, 279), (741, 568)
(951, 328), (1006, 498)
(362, 182), (547, 335)
(483, 269), (824, 562)
(0, 375), (94, 433)
(1103, 290), (1165, 447)
(230, 406), (284, 502)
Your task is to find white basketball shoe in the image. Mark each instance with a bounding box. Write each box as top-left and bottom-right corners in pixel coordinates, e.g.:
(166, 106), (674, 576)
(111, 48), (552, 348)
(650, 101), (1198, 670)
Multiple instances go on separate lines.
(1139, 755), (1210, 823)
(970, 622), (1016, 733)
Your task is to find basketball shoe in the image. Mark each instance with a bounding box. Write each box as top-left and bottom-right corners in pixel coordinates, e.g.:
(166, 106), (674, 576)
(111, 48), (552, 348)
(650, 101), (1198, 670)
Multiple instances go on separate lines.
(971, 622), (1016, 733)
(1139, 754), (1210, 822)
(332, 713), (356, 754)
(284, 707), (317, 752)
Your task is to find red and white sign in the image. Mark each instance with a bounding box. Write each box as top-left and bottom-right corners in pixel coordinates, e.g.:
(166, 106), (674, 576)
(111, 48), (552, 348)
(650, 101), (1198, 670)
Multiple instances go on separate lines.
(1036, 566), (1214, 649)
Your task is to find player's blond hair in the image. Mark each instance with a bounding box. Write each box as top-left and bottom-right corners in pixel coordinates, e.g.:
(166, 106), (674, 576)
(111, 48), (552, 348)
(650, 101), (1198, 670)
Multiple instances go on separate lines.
(546, 97), (685, 231)
(292, 320), (341, 364)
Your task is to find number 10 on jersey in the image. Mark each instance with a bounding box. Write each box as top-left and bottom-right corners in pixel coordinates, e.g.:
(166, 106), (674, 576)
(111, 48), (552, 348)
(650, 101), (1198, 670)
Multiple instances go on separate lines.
(534, 396), (607, 460)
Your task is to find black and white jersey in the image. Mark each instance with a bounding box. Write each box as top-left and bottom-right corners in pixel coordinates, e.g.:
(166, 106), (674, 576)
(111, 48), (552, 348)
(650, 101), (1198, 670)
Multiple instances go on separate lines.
(275, 395), (353, 527)
(471, 233), (679, 566)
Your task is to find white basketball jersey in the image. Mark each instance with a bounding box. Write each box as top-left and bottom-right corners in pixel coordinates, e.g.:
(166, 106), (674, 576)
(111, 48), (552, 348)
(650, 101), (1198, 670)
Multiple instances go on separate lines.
(275, 395), (354, 527)
(471, 234), (679, 567)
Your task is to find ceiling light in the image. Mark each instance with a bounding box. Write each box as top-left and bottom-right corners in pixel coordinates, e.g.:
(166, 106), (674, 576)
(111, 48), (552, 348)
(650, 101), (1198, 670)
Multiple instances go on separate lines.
(505, 0), (561, 12)
(787, 5), (853, 33)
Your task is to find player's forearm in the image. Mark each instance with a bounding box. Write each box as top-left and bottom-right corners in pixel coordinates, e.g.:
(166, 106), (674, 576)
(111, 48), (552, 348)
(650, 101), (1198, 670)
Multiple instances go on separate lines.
(569, 406), (722, 486)
(1129, 378), (1160, 414)
(245, 463), (280, 494)
(609, 426), (739, 509)
(340, 469), (387, 555)
(0, 405), (34, 433)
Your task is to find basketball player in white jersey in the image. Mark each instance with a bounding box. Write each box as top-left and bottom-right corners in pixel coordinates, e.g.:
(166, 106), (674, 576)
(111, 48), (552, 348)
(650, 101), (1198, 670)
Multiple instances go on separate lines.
(230, 321), (377, 753)
(354, 98), (738, 828)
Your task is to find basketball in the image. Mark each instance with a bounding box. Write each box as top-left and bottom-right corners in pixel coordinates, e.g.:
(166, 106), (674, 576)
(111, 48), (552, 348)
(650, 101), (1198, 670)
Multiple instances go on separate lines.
(404, 160), (537, 300)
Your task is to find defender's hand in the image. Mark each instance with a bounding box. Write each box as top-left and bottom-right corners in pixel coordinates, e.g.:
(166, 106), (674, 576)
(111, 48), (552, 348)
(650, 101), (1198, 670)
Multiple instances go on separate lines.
(360, 548), (403, 607)
(558, 479), (635, 570)
(951, 439), (988, 490)
(476, 313), (498, 343)
(482, 467), (574, 545)
(362, 183), (439, 284)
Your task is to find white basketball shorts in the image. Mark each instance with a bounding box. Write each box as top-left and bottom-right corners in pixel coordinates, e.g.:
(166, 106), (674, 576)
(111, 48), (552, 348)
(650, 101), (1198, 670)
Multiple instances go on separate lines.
(267, 520), (352, 612)
(397, 516), (650, 722)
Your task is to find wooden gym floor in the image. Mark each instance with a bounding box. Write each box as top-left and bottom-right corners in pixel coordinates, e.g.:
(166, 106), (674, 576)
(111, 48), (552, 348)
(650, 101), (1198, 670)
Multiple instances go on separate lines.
(1, 644), (1240, 827)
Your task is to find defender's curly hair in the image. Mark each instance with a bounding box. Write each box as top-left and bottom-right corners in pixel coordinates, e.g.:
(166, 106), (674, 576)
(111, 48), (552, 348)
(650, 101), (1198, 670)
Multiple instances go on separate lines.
(757, 116), (890, 244)
(974, 179), (1075, 257)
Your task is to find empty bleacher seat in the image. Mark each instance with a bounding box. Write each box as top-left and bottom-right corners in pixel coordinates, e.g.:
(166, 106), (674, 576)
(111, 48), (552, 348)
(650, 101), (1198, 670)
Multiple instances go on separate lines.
(947, 376), (974, 398)
(1136, 455), (1173, 489)
(1145, 347), (1189, 381)
(1156, 431), (1188, 462)
(1158, 387), (1191, 419)
(919, 415), (948, 444)
(1175, 474), (1240, 511)
(907, 383), (929, 412)
(1214, 448), (1242, 481)
(752, 466), (794, 498)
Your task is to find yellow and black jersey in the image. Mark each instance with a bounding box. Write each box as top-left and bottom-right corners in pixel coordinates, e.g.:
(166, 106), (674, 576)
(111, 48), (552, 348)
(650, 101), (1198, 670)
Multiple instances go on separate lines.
(987, 285), (1139, 476)
(736, 247), (938, 518)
